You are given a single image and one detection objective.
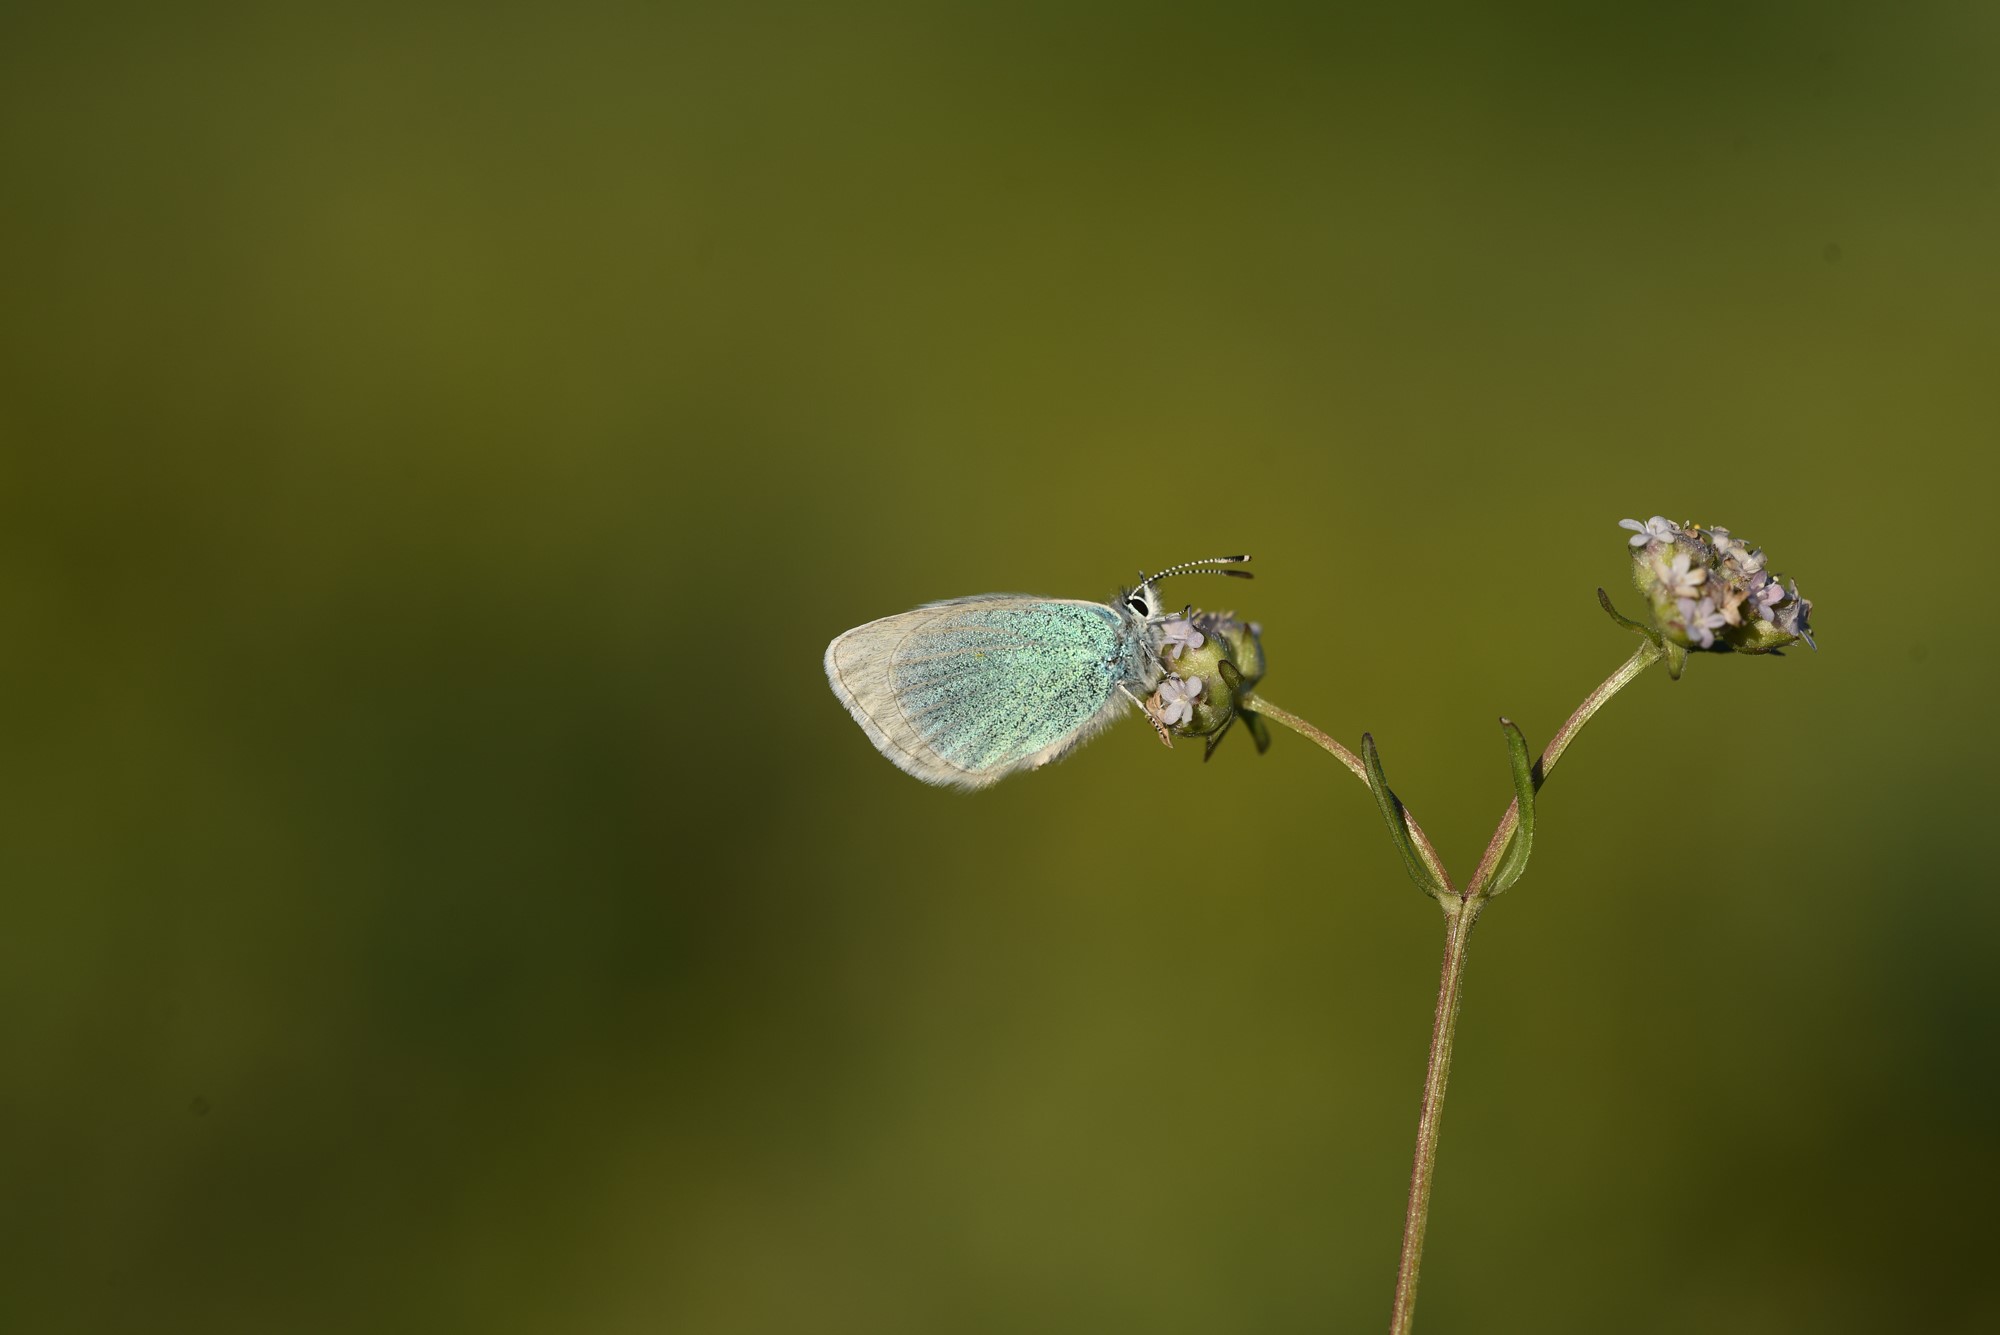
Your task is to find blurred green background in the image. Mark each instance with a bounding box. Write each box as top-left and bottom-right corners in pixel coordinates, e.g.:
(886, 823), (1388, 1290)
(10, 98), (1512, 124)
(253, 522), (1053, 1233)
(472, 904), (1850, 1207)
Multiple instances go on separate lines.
(4, 3), (1996, 1331)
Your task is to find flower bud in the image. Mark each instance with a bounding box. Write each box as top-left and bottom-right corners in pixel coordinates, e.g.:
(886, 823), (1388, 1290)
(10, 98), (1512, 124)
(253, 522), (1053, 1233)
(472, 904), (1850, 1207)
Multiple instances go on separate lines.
(1619, 516), (1815, 653)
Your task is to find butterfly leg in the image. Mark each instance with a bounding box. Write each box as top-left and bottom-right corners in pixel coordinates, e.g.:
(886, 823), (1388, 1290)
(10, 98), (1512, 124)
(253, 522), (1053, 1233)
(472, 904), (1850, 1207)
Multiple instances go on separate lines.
(1121, 683), (1174, 748)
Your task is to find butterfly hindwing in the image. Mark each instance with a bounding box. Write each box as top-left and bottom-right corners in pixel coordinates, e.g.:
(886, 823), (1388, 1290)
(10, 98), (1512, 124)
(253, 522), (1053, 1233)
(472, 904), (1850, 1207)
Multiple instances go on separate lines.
(824, 596), (1133, 788)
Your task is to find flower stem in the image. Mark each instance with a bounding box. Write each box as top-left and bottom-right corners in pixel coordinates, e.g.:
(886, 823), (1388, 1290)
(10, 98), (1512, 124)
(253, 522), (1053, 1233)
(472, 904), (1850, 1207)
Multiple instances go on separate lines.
(1464, 639), (1661, 895)
(1246, 640), (1663, 1335)
(1241, 695), (1455, 894)
(1390, 896), (1479, 1335)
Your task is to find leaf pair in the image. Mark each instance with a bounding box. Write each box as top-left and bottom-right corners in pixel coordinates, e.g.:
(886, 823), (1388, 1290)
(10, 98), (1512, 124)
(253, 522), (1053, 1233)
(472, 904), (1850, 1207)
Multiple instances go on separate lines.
(1362, 719), (1539, 903)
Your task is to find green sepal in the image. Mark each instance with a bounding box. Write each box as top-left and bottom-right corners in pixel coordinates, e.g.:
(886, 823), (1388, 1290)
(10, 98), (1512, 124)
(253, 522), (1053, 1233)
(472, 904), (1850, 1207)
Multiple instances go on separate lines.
(1487, 718), (1538, 897)
(1202, 662), (1245, 762)
(1663, 640), (1688, 681)
(1597, 587), (1662, 649)
(1362, 733), (1445, 901)
(1241, 709), (1272, 755)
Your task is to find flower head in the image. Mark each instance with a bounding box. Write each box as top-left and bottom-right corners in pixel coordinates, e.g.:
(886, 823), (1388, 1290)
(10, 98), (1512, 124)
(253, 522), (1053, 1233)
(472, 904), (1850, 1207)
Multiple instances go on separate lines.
(1624, 515), (1816, 655)
(1142, 607), (1267, 752)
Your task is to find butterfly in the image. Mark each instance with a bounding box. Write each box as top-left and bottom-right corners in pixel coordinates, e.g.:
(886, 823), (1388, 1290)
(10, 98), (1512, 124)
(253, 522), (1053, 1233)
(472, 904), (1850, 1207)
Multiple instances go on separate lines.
(824, 555), (1251, 788)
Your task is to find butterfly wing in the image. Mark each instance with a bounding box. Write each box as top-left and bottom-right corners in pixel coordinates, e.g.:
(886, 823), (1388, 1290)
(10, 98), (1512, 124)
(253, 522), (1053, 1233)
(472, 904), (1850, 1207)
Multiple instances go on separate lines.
(825, 596), (1135, 788)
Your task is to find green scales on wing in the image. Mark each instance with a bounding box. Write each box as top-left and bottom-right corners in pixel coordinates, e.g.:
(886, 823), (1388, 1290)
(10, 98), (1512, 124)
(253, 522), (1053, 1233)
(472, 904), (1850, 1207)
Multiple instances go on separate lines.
(886, 598), (1155, 774)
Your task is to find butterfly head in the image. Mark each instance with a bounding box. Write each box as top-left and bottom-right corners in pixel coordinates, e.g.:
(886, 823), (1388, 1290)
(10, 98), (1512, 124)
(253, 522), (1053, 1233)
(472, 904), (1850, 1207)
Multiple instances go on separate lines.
(1118, 554), (1252, 625)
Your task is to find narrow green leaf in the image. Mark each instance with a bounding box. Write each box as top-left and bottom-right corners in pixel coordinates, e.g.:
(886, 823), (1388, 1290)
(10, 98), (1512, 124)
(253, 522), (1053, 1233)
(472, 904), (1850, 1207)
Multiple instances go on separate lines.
(1489, 718), (1538, 896)
(1242, 710), (1272, 755)
(1362, 733), (1444, 899)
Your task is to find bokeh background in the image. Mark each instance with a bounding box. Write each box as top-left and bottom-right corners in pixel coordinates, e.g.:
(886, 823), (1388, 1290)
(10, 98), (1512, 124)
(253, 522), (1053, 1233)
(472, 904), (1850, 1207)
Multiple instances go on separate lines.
(4, 3), (1997, 1331)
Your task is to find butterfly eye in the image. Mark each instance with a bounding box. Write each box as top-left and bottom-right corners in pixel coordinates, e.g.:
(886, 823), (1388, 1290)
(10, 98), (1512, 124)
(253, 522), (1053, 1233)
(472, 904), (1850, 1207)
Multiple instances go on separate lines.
(1126, 594), (1151, 616)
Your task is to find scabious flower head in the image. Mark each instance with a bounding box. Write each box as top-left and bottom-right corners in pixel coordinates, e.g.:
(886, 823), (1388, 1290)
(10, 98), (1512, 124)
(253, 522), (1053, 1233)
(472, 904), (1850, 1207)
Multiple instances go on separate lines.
(1146, 608), (1266, 741)
(1620, 516), (1815, 653)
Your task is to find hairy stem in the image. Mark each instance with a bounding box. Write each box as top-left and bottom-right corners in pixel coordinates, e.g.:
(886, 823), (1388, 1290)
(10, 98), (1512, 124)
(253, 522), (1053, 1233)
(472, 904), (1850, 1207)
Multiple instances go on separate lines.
(1242, 695), (1454, 894)
(1390, 897), (1480, 1335)
(1465, 639), (1661, 894)
(1247, 639), (1663, 1335)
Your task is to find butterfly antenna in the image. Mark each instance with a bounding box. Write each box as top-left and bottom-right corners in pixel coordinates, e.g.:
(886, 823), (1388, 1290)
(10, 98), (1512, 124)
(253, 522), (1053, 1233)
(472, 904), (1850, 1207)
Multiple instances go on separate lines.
(1135, 554), (1253, 592)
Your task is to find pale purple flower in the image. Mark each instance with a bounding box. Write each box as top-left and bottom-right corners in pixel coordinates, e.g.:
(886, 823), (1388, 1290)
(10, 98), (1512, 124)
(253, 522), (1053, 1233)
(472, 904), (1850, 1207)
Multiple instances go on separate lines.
(1651, 549), (1708, 600)
(1158, 615), (1205, 661)
(1620, 516), (1679, 548)
(1154, 674), (1204, 727)
(1746, 571), (1785, 622)
(1677, 596), (1728, 649)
